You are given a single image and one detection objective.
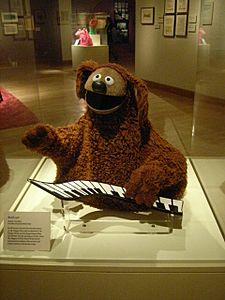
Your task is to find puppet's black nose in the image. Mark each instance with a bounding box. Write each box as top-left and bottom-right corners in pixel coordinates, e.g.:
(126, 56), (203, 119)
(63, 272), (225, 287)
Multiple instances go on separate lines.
(92, 81), (107, 94)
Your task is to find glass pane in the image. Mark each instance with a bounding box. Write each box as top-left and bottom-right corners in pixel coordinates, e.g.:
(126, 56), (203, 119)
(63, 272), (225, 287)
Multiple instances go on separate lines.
(192, 0), (225, 156)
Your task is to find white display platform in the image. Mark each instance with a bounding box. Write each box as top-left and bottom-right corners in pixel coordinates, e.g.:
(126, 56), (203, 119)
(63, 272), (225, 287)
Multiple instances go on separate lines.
(91, 34), (101, 46)
(0, 158), (225, 300)
(71, 45), (109, 69)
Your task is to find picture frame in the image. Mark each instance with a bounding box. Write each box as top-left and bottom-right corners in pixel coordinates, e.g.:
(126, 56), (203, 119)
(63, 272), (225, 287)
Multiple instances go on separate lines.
(3, 24), (18, 35)
(188, 23), (196, 33)
(10, 0), (24, 16)
(141, 7), (155, 25)
(24, 15), (34, 31)
(163, 14), (175, 37)
(164, 0), (176, 14)
(176, 0), (189, 14)
(1, 12), (18, 23)
(201, 2), (214, 25)
(175, 14), (188, 37)
(188, 15), (197, 23)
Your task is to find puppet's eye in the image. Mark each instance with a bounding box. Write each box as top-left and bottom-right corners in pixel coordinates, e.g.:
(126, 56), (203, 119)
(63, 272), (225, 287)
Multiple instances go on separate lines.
(93, 74), (102, 81)
(105, 76), (114, 86)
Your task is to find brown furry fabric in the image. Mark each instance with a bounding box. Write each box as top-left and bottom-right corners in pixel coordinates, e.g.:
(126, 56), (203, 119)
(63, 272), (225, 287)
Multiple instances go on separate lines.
(22, 60), (187, 210)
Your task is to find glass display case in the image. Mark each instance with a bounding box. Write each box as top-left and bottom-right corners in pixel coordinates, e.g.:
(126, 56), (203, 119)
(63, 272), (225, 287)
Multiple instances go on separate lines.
(0, 1), (225, 299)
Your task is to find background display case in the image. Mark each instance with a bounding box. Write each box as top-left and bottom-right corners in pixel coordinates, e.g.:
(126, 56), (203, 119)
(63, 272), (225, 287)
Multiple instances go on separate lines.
(0, 1), (225, 299)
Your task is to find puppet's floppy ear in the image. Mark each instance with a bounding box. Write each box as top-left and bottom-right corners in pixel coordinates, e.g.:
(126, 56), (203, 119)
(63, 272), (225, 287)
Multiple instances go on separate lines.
(76, 60), (99, 99)
(126, 73), (149, 128)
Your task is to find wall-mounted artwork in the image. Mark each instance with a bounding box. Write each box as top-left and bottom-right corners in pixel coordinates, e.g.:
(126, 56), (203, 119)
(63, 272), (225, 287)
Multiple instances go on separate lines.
(188, 23), (196, 33)
(141, 7), (155, 25)
(3, 24), (18, 35)
(1, 12), (18, 23)
(163, 14), (175, 37)
(175, 14), (188, 36)
(201, 1), (214, 25)
(176, 0), (189, 14)
(164, 0), (176, 14)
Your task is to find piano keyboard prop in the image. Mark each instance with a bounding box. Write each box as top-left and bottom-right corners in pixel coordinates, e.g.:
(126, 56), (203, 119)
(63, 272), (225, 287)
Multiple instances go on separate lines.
(28, 179), (184, 215)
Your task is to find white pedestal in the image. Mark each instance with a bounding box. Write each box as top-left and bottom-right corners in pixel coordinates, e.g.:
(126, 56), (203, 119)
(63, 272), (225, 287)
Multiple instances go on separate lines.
(71, 45), (109, 69)
(90, 34), (101, 46)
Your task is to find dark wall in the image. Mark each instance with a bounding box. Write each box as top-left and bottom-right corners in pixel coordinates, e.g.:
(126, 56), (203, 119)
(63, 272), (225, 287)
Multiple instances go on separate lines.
(72, 0), (114, 16)
(31, 0), (62, 65)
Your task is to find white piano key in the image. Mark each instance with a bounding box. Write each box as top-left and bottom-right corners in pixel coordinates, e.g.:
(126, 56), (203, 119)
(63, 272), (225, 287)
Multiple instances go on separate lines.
(34, 181), (72, 199)
(99, 182), (114, 195)
(172, 199), (183, 213)
(80, 180), (100, 194)
(65, 181), (88, 196)
(49, 183), (75, 199)
(159, 197), (172, 211)
(91, 181), (108, 194)
(66, 181), (89, 195)
(79, 180), (95, 194)
(58, 183), (83, 197)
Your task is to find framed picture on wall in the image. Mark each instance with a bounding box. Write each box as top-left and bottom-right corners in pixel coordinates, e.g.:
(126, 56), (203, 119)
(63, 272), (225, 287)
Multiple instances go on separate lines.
(3, 24), (18, 35)
(188, 23), (196, 33)
(201, 2), (214, 25)
(176, 0), (189, 14)
(175, 14), (188, 36)
(141, 7), (155, 25)
(163, 14), (175, 37)
(164, 0), (176, 14)
(24, 15), (34, 31)
(1, 12), (18, 23)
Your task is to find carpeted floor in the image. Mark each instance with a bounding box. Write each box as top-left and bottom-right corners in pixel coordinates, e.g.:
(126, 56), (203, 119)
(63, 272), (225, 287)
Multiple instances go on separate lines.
(0, 87), (39, 130)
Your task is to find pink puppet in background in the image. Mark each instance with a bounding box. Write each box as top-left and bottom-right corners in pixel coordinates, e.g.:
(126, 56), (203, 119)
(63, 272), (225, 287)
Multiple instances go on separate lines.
(75, 28), (93, 46)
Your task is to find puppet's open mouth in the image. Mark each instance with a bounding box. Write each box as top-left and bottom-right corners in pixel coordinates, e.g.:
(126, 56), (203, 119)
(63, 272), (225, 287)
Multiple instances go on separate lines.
(86, 91), (125, 114)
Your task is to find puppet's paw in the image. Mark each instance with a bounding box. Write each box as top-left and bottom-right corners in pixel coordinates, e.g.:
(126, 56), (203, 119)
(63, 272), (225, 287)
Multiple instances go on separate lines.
(124, 166), (160, 207)
(22, 124), (54, 149)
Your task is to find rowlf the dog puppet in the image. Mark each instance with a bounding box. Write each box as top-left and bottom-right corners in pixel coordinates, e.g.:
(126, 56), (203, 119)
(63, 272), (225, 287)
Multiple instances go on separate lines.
(22, 60), (187, 211)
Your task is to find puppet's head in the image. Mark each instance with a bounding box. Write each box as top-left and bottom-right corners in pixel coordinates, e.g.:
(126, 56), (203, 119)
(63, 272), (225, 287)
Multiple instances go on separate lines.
(76, 60), (149, 128)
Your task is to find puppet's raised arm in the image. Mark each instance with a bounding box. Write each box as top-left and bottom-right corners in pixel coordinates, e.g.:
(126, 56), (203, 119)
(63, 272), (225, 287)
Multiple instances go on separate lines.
(22, 122), (83, 164)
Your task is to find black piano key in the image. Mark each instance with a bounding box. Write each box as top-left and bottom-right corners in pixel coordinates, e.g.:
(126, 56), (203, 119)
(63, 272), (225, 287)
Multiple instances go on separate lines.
(63, 190), (79, 198)
(81, 188), (92, 195)
(67, 182), (88, 195)
(169, 204), (179, 213)
(112, 191), (122, 198)
(71, 189), (86, 197)
(50, 184), (73, 198)
(87, 187), (98, 194)
(156, 201), (166, 210)
(94, 187), (104, 194)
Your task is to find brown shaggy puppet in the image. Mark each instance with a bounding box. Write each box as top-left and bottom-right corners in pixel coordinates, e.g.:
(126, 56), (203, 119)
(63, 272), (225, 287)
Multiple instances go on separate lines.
(22, 60), (187, 211)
